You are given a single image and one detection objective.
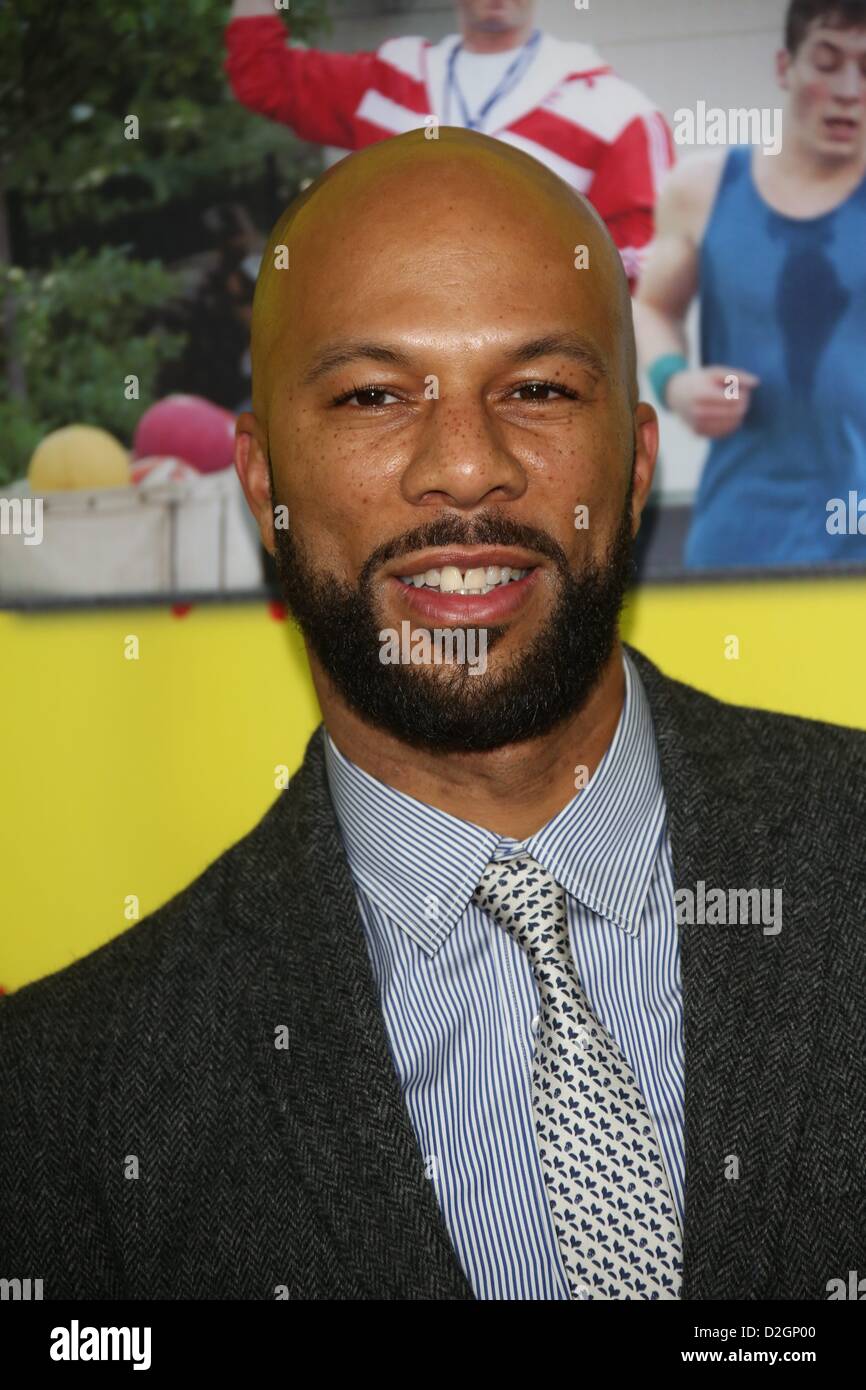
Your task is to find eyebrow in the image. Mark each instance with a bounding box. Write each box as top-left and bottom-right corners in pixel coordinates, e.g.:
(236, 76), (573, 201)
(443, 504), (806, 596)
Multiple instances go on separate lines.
(811, 33), (866, 52)
(299, 331), (610, 387)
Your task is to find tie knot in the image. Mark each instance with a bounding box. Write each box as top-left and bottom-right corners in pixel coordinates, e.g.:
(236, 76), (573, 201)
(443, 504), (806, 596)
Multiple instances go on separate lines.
(472, 854), (569, 963)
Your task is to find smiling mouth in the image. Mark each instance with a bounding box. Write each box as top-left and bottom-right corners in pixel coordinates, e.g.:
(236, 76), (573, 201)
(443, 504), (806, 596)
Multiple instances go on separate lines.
(397, 563), (534, 596)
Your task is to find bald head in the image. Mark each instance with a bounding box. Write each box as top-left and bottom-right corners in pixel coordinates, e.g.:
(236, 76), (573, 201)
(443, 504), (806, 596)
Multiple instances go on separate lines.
(250, 126), (637, 441)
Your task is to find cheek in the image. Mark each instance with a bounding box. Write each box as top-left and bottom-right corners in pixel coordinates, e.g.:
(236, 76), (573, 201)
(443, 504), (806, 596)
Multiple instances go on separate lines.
(270, 406), (377, 503)
(796, 78), (832, 114)
(537, 429), (625, 552)
(280, 441), (391, 575)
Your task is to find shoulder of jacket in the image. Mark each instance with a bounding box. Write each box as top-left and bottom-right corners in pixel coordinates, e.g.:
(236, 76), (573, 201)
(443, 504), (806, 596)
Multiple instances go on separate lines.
(375, 33), (433, 81)
(0, 784), (304, 1050)
(549, 54), (664, 145)
(630, 646), (866, 838)
(690, 678), (866, 770)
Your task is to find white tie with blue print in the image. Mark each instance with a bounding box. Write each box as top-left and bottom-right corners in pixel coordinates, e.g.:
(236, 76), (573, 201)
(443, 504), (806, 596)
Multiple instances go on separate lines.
(473, 853), (682, 1300)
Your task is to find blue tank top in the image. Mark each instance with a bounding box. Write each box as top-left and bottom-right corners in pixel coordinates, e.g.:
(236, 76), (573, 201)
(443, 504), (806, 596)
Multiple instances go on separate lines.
(686, 146), (866, 569)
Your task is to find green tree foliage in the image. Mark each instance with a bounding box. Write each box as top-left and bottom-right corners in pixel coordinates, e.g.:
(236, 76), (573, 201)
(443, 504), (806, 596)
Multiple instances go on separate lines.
(0, 250), (186, 485)
(0, 0), (329, 478)
(1, 0), (329, 231)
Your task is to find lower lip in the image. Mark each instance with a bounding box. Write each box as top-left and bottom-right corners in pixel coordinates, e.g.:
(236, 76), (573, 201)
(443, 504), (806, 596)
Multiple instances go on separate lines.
(389, 568), (540, 624)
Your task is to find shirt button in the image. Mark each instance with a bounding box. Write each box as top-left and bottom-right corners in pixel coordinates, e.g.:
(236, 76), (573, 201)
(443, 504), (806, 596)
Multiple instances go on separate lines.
(575, 1283), (591, 1300)
(531, 1014), (541, 1033)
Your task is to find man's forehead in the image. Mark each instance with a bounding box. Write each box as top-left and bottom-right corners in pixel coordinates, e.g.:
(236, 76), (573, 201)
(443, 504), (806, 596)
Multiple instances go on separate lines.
(803, 21), (866, 51)
(267, 251), (620, 387)
(265, 221), (596, 335)
(297, 329), (612, 388)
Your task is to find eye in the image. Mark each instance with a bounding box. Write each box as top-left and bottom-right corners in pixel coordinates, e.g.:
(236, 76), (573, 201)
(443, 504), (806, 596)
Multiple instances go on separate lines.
(509, 380), (580, 403)
(330, 384), (400, 408)
(812, 44), (840, 71)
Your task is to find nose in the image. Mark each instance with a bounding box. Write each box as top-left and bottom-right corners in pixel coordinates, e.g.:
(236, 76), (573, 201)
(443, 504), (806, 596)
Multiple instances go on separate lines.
(399, 395), (529, 510)
(834, 61), (866, 102)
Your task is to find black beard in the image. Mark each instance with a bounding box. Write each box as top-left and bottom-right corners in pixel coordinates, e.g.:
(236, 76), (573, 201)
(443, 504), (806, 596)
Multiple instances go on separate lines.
(272, 480), (635, 754)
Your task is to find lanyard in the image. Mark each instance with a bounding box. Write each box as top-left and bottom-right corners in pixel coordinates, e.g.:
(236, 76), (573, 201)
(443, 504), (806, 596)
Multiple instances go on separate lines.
(445, 28), (542, 131)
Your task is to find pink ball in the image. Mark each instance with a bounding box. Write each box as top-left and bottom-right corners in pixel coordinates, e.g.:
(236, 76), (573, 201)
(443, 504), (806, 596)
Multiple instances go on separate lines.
(133, 395), (236, 474)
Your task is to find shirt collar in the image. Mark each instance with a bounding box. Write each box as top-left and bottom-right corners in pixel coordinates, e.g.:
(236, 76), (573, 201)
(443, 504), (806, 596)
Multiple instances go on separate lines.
(324, 648), (667, 956)
(523, 650), (667, 938)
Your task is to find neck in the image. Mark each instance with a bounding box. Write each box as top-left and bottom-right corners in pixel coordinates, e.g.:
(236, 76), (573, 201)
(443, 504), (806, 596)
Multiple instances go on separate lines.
(461, 23), (534, 54)
(314, 643), (625, 841)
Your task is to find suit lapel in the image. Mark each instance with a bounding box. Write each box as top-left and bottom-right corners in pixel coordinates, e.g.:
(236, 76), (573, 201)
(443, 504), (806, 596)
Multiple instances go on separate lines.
(627, 645), (820, 1298)
(244, 729), (474, 1299)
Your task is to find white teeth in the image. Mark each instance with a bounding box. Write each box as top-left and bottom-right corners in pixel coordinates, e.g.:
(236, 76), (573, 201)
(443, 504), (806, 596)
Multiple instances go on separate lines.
(398, 563), (530, 592)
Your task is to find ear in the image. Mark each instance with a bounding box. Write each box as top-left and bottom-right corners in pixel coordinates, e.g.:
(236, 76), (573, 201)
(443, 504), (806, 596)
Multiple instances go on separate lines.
(234, 412), (276, 555)
(630, 402), (658, 536)
(776, 46), (792, 91)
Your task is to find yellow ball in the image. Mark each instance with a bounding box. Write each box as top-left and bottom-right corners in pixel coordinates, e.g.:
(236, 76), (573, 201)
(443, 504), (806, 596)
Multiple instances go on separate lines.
(28, 426), (131, 491)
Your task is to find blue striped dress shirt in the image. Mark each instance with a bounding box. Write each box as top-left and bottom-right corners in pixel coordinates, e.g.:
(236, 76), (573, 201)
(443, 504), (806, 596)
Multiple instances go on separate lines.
(323, 647), (684, 1300)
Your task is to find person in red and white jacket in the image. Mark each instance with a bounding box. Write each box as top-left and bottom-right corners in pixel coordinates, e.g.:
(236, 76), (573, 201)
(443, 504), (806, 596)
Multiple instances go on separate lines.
(225, 0), (673, 291)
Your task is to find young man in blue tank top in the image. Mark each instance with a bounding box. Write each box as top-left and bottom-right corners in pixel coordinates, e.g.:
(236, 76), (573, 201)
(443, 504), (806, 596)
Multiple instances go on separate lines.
(636, 0), (866, 570)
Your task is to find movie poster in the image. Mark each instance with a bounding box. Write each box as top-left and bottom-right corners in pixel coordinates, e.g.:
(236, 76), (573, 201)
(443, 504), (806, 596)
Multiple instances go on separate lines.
(2, 0), (864, 604)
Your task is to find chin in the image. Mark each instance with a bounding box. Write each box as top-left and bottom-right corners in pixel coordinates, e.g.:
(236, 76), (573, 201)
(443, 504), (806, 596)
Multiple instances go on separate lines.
(815, 136), (860, 160)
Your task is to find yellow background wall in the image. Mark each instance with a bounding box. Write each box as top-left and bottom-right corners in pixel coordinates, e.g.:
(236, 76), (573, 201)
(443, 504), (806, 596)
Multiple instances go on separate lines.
(2, 577), (863, 993)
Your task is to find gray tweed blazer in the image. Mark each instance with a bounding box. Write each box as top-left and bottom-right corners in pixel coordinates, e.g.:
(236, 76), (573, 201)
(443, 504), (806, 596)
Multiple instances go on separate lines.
(2, 645), (864, 1301)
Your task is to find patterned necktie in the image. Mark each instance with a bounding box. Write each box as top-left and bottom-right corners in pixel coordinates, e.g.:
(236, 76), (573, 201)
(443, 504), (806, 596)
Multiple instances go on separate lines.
(473, 854), (683, 1300)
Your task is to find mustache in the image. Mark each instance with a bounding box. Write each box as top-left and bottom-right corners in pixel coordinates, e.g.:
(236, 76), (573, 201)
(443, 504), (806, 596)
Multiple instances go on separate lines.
(358, 512), (570, 588)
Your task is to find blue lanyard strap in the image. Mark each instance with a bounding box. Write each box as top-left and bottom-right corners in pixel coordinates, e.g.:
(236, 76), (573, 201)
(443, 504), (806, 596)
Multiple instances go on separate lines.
(445, 28), (542, 131)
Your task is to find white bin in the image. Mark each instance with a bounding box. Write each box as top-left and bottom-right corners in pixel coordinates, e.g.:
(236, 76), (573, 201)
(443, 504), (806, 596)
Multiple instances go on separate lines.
(0, 466), (265, 598)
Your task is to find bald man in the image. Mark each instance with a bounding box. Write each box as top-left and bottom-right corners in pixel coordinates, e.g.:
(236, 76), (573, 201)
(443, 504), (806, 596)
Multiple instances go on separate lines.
(2, 129), (865, 1305)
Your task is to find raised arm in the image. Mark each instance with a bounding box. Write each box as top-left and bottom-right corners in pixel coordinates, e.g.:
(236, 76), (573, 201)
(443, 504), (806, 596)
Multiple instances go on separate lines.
(224, 3), (380, 149)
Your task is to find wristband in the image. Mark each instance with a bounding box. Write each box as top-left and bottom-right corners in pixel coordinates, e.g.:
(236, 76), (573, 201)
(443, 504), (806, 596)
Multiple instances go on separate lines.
(648, 353), (688, 409)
